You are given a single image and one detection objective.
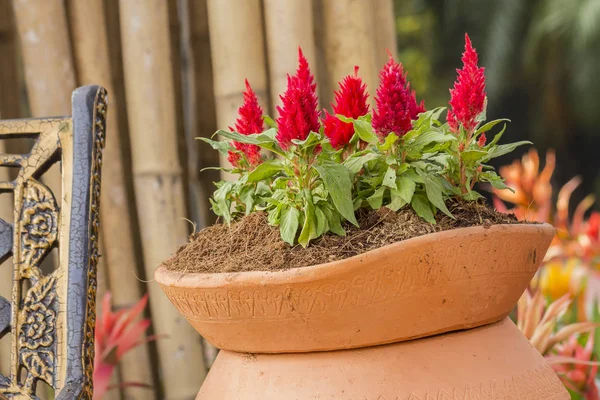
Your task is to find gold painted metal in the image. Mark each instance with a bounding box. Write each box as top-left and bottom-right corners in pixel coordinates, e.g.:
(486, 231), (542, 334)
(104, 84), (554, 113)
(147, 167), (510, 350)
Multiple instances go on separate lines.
(0, 86), (107, 399)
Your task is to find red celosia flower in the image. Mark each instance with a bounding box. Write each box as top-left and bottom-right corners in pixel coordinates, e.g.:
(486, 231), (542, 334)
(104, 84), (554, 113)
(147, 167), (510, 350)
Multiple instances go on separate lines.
(372, 53), (425, 139)
(477, 132), (486, 147)
(227, 79), (264, 168)
(275, 48), (320, 150)
(227, 151), (242, 168)
(324, 66), (370, 149)
(448, 33), (486, 135)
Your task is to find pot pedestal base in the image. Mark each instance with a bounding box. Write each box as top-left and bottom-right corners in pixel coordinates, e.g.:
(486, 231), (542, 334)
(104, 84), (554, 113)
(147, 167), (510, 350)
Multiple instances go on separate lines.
(197, 318), (568, 399)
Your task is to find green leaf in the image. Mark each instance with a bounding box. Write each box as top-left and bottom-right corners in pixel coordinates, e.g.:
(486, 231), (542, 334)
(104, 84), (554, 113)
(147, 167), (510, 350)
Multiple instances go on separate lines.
(315, 206), (328, 237)
(314, 162), (358, 226)
(475, 118), (510, 137)
(383, 166), (397, 189)
(291, 131), (321, 147)
(215, 129), (260, 144)
(213, 181), (234, 223)
(323, 207), (345, 236)
(462, 149), (488, 162)
(424, 177), (453, 218)
(280, 206), (300, 245)
(487, 141), (531, 159)
(395, 175), (416, 203)
(197, 137), (231, 155)
(215, 128), (284, 156)
(408, 130), (456, 153)
(475, 97), (487, 123)
(358, 114), (372, 123)
(247, 159), (283, 182)
(343, 153), (378, 175)
(487, 124), (507, 147)
(388, 188), (407, 211)
(267, 203), (283, 225)
(353, 119), (379, 144)
(239, 186), (255, 215)
(336, 114), (353, 123)
(396, 162), (409, 175)
(298, 196), (317, 247)
(481, 171), (510, 190)
(367, 187), (386, 209)
(379, 132), (399, 151)
(263, 115), (277, 128)
(411, 194), (436, 224)
(255, 181), (271, 196)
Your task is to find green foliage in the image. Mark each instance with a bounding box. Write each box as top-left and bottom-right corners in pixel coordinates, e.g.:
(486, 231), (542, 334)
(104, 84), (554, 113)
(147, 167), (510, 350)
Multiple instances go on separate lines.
(200, 102), (527, 246)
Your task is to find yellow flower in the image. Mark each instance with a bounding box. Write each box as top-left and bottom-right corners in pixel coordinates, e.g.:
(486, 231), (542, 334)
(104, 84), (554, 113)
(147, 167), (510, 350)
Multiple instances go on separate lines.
(537, 259), (586, 300)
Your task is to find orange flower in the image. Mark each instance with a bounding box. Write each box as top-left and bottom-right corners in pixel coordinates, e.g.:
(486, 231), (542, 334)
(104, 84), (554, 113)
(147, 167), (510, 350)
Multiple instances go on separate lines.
(493, 148), (554, 222)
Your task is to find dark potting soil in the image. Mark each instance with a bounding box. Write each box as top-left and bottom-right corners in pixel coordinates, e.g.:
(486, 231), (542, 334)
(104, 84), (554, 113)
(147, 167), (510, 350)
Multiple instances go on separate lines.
(161, 200), (519, 274)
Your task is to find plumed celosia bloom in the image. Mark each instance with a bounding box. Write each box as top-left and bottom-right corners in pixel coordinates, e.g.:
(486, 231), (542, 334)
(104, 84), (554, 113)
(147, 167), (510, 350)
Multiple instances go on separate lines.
(372, 53), (425, 139)
(324, 66), (370, 149)
(275, 48), (320, 150)
(228, 79), (264, 167)
(448, 33), (486, 135)
(477, 132), (487, 147)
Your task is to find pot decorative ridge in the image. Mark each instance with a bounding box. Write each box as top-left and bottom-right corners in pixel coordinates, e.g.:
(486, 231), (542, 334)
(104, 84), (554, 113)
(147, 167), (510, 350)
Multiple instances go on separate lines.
(156, 223), (554, 354)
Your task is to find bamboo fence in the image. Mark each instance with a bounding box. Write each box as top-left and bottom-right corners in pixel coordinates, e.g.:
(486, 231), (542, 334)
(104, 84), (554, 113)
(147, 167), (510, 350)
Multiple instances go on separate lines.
(0, 0), (397, 398)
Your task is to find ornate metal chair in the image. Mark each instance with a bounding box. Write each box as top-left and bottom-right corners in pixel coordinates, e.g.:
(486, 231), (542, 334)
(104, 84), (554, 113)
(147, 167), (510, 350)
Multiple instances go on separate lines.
(0, 86), (107, 399)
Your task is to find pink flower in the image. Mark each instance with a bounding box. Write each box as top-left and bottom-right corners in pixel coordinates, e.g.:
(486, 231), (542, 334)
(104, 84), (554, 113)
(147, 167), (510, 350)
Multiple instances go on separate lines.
(448, 33), (486, 135)
(324, 66), (370, 149)
(94, 293), (158, 399)
(372, 53), (425, 139)
(276, 48), (320, 150)
(552, 335), (599, 399)
(227, 79), (264, 168)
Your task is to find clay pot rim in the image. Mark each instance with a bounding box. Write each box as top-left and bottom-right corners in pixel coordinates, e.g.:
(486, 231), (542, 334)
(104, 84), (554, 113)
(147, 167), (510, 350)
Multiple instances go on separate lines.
(155, 222), (554, 289)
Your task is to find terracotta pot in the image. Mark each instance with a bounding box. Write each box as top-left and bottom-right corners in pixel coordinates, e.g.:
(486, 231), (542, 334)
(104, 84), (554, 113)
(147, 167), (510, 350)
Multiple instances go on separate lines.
(156, 223), (568, 398)
(198, 318), (567, 399)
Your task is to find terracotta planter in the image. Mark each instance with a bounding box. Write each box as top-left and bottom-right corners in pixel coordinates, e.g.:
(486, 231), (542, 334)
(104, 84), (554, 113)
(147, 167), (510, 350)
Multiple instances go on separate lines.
(156, 223), (569, 398)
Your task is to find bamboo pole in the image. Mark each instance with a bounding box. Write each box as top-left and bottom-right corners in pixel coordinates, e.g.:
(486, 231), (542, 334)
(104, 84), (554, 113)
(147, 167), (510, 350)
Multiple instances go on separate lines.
(320, 0), (380, 108)
(206, 0), (269, 173)
(119, 1), (207, 398)
(12, 0), (76, 199)
(67, 1), (154, 398)
(179, 0), (219, 230)
(178, 0), (219, 366)
(373, 0), (398, 66)
(263, 0), (318, 112)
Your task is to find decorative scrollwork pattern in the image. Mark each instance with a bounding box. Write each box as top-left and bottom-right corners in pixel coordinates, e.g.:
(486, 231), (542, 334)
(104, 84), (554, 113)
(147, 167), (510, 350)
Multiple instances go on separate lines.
(18, 274), (57, 388)
(19, 180), (58, 281)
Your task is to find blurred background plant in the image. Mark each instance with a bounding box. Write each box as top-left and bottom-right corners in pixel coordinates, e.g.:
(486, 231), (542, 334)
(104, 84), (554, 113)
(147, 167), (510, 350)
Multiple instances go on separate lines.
(94, 293), (160, 400)
(494, 148), (600, 398)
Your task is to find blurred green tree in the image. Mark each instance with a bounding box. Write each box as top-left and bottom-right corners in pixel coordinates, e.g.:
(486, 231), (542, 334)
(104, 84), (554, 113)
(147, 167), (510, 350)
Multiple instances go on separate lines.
(394, 0), (600, 205)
